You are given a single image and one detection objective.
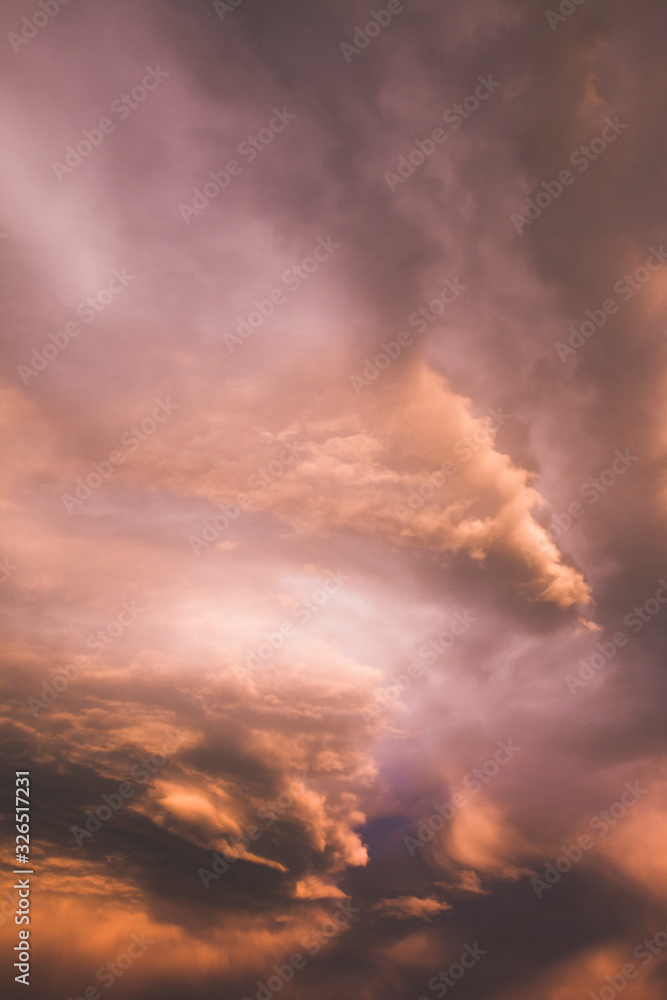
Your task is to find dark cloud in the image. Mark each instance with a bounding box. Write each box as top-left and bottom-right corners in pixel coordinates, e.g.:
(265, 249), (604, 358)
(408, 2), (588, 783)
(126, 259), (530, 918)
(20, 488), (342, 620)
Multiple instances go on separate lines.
(2, 0), (666, 997)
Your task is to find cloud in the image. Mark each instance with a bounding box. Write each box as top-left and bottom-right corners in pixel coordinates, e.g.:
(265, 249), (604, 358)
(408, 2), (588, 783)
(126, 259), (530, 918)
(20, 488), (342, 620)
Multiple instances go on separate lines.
(2, 0), (667, 997)
(372, 896), (452, 920)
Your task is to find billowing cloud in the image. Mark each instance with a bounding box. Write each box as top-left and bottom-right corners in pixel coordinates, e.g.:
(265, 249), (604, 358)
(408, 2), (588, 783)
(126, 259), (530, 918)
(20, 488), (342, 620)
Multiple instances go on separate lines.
(2, 0), (667, 998)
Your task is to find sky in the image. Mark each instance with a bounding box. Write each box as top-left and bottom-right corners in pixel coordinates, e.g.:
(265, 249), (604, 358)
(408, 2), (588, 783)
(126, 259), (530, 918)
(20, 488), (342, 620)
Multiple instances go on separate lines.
(2, 1), (667, 998)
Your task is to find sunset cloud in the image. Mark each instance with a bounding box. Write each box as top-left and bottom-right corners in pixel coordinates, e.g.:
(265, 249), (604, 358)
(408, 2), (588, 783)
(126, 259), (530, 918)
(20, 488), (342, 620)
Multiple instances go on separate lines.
(2, 1), (666, 998)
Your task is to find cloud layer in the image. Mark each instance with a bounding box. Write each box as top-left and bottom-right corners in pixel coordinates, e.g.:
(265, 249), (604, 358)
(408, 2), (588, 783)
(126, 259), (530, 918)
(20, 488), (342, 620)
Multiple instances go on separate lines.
(2, 1), (667, 998)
